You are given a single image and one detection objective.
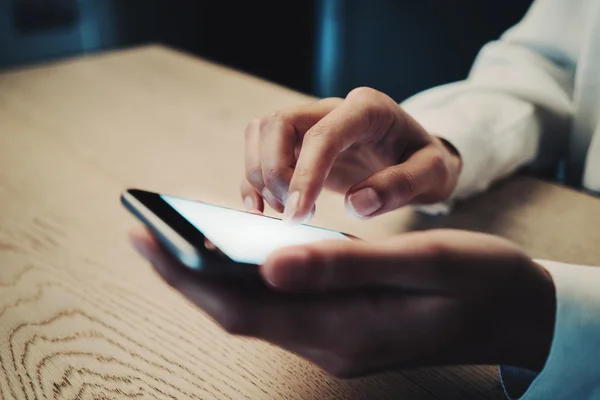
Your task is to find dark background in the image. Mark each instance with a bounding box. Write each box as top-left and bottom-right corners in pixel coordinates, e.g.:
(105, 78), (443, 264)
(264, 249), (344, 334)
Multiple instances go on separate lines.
(0, 0), (533, 101)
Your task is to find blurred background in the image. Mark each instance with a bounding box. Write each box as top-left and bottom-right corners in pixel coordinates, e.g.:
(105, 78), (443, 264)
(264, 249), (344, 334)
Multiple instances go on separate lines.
(0, 0), (532, 101)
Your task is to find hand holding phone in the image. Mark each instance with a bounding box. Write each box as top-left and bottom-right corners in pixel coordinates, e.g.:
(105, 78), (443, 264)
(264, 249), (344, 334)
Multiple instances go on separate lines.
(122, 189), (354, 279)
(132, 216), (555, 378)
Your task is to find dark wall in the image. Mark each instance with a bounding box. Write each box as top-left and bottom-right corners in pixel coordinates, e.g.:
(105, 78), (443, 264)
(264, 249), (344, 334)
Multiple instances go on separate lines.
(0, 0), (315, 94)
(110, 1), (316, 93)
(314, 0), (533, 100)
(1, 0), (533, 99)
(186, 2), (316, 94)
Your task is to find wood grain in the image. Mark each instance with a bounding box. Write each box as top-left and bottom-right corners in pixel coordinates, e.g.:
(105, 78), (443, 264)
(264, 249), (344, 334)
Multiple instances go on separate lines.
(1, 45), (599, 399)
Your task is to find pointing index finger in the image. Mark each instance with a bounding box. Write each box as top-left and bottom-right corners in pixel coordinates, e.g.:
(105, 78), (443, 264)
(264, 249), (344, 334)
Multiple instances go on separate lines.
(284, 88), (398, 223)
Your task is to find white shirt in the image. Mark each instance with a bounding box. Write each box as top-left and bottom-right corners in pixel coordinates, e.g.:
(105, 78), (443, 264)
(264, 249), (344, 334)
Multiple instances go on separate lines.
(401, 0), (600, 398)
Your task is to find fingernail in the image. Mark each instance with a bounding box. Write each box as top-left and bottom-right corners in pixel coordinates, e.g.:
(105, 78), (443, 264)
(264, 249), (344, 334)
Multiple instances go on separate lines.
(243, 196), (255, 211)
(261, 188), (280, 209)
(347, 187), (382, 218)
(283, 191), (300, 223)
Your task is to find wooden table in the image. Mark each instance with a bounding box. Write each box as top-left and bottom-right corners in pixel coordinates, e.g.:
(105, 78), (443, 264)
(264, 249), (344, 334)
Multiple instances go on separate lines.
(1, 45), (599, 400)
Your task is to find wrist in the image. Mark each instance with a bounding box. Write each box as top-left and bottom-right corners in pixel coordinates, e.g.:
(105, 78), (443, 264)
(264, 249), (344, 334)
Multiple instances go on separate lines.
(449, 259), (556, 370)
(489, 261), (557, 371)
(419, 258), (556, 369)
(518, 262), (556, 370)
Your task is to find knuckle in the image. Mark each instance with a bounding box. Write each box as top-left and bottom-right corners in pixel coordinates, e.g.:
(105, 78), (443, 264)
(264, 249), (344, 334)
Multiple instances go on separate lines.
(346, 86), (380, 102)
(401, 170), (417, 196)
(346, 87), (394, 138)
(293, 168), (309, 180)
(305, 124), (344, 156)
(319, 97), (344, 107)
(429, 150), (449, 179)
(389, 167), (417, 197)
(258, 112), (298, 145)
(292, 166), (314, 182)
(245, 118), (261, 140)
(305, 122), (329, 140)
(258, 112), (286, 132)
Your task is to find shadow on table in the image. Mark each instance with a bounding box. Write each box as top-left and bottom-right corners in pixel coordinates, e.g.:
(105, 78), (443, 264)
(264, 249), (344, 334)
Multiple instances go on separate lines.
(403, 176), (549, 237)
(284, 365), (505, 400)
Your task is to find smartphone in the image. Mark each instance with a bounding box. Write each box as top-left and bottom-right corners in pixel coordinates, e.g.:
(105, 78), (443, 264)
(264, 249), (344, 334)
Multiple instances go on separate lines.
(121, 189), (354, 278)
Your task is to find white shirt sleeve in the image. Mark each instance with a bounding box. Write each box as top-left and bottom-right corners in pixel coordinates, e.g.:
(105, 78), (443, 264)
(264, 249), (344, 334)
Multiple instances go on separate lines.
(400, 0), (590, 213)
(499, 260), (600, 400)
(394, 2), (600, 398)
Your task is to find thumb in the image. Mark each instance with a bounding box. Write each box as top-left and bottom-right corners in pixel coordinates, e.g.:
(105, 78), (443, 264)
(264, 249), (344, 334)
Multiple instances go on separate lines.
(260, 229), (534, 294)
(260, 238), (426, 292)
(344, 146), (451, 219)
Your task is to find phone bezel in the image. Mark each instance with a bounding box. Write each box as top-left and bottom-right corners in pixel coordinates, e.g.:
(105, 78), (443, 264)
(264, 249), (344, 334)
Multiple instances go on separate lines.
(122, 188), (357, 278)
(122, 189), (261, 277)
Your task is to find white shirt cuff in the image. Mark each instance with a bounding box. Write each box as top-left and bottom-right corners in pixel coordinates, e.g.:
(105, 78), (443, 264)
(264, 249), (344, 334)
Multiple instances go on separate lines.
(401, 89), (541, 213)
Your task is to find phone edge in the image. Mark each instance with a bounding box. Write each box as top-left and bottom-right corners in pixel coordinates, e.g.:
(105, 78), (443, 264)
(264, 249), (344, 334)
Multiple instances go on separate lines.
(121, 190), (203, 270)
